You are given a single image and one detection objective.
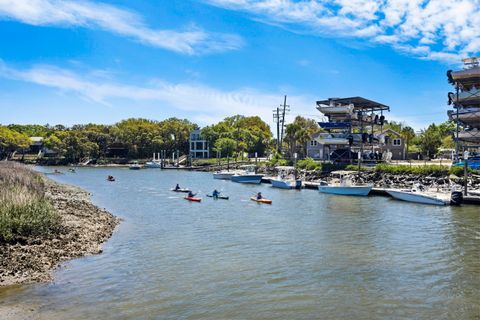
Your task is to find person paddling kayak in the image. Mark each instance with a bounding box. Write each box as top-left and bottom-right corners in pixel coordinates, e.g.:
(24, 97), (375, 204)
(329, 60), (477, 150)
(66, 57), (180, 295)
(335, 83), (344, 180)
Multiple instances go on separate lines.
(256, 192), (262, 200)
(212, 189), (220, 199)
(175, 184), (181, 191)
(187, 191), (196, 198)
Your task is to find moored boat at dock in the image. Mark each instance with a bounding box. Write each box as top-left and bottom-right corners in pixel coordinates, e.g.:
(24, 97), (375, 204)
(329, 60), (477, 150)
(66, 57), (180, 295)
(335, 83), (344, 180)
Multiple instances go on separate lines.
(270, 166), (302, 189)
(231, 165), (263, 184)
(317, 171), (372, 196)
(386, 186), (463, 206)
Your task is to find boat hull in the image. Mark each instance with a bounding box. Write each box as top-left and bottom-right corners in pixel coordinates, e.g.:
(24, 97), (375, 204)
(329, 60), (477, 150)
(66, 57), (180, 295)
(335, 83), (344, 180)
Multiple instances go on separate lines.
(184, 197), (201, 202)
(206, 194), (229, 200)
(318, 185), (372, 196)
(271, 179), (302, 189)
(231, 174), (263, 184)
(213, 172), (236, 180)
(386, 190), (449, 206)
(250, 197), (272, 204)
(144, 161), (162, 168)
(448, 109), (480, 127)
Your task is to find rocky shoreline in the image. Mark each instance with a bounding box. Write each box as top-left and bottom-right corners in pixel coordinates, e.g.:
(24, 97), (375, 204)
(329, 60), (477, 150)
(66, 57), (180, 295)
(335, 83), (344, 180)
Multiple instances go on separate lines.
(254, 166), (480, 190)
(0, 178), (120, 287)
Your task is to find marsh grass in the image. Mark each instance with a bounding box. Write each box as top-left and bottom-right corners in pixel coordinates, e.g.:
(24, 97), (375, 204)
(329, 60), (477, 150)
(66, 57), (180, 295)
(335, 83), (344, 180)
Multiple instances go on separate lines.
(0, 162), (60, 243)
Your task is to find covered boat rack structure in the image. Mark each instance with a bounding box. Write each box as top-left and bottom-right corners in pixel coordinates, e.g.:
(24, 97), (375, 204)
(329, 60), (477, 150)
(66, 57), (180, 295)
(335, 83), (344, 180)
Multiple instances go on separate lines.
(447, 57), (480, 158)
(315, 97), (390, 163)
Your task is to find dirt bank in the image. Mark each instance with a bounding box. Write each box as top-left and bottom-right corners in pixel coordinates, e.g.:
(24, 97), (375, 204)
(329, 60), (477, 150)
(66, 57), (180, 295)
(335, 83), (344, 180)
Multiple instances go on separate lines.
(0, 178), (120, 287)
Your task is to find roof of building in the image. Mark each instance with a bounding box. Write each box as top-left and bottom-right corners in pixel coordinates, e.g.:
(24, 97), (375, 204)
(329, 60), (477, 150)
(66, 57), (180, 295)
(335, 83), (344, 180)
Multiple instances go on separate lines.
(316, 96), (390, 112)
(379, 128), (402, 137)
(30, 136), (44, 142)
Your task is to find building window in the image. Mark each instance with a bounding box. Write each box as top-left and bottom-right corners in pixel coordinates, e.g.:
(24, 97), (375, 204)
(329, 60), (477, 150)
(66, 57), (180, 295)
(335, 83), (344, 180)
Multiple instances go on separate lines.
(310, 140), (317, 146)
(393, 139), (401, 146)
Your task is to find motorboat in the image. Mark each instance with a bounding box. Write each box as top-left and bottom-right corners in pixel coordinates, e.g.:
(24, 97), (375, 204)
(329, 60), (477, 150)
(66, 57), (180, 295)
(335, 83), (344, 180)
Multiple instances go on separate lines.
(318, 171), (372, 196)
(453, 156), (480, 170)
(144, 153), (162, 168)
(457, 128), (480, 142)
(231, 165), (263, 184)
(317, 103), (354, 115)
(144, 161), (162, 168)
(448, 108), (480, 127)
(448, 88), (480, 104)
(213, 170), (237, 180)
(129, 161), (142, 170)
(270, 166), (302, 189)
(386, 185), (463, 206)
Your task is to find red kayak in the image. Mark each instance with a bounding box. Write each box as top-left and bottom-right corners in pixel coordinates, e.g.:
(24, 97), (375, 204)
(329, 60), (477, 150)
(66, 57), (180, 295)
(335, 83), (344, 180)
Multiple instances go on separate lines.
(184, 196), (201, 202)
(250, 197), (272, 204)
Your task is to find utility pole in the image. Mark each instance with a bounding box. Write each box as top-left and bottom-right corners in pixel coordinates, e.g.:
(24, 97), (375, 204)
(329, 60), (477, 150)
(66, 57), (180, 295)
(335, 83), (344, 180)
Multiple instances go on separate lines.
(280, 95), (289, 153)
(273, 107), (280, 153)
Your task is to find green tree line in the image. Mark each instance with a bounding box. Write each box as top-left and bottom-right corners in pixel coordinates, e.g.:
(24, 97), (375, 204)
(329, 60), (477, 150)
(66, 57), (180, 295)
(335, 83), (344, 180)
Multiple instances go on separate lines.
(0, 116), (461, 162)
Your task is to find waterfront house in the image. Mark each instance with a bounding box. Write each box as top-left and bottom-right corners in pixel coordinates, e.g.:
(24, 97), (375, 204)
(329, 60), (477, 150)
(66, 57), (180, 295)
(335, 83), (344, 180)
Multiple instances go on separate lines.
(306, 132), (323, 159)
(189, 129), (209, 159)
(377, 128), (405, 160)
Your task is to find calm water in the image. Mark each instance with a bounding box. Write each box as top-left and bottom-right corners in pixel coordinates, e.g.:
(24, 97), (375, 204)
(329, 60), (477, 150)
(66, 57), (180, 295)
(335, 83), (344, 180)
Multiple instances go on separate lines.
(1, 167), (479, 319)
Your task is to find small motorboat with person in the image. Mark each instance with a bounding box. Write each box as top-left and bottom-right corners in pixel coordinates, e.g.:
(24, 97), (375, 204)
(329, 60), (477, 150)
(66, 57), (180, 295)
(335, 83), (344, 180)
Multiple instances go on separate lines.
(107, 175), (115, 182)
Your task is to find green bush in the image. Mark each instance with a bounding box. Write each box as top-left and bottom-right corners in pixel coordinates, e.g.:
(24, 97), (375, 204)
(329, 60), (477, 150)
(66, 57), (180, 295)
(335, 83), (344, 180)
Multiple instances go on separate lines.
(267, 154), (289, 167)
(375, 163), (450, 175)
(296, 157), (321, 171)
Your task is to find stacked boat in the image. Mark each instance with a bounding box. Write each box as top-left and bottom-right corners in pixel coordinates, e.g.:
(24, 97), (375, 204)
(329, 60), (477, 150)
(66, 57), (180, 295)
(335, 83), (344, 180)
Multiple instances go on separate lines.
(447, 57), (480, 148)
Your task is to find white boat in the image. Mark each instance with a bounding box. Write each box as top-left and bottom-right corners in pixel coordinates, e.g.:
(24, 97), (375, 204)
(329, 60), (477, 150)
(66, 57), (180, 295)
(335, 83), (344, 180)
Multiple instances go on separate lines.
(231, 165), (263, 184)
(144, 161), (162, 168)
(386, 184), (463, 206)
(144, 153), (162, 168)
(317, 103), (354, 115)
(129, 161), (142, 170)
(213, 170), (236, 180)
(317, 171), (372, 196)
(449, 88), (480, 104)
(270, 166), (302, 189)
(448, 108), (480, 127)
(458, 128), (480, 142)
(450, 66), (480, 82)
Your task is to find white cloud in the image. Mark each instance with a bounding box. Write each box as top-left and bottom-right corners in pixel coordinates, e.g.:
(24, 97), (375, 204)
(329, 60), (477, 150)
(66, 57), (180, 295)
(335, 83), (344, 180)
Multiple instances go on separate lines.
(205, 0), (480, 63)
(0, 61), (315, 127)
(0, 0), (244, 54)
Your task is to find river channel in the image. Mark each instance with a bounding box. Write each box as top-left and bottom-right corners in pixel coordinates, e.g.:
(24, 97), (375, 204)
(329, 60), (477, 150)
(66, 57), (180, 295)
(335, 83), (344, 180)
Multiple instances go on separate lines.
(1, 167), (479, 319)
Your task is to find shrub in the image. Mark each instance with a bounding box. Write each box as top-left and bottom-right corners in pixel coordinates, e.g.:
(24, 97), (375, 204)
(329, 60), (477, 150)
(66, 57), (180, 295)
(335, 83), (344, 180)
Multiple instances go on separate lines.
(375, 163), (450, 175)
(0, 162), (60, 243)
(296, 157), (321, 171)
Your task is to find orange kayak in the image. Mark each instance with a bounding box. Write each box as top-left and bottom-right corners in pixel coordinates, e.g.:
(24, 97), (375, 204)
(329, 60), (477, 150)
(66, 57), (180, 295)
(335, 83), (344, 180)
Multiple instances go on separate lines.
(185, 196), (201, 202)
(250, 197), (272, 204)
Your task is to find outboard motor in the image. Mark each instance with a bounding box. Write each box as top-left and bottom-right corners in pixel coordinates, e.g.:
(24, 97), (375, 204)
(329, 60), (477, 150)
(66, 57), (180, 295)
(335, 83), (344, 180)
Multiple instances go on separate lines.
(447, 70), (455, 85)
(447, 92), (454, 105)
(450, 191), (463, 206)
(379, 115), (385, 126)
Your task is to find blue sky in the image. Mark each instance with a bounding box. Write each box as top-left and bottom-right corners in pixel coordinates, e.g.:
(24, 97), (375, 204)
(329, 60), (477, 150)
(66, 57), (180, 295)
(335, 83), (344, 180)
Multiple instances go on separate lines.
(0, 0), (479, 130)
